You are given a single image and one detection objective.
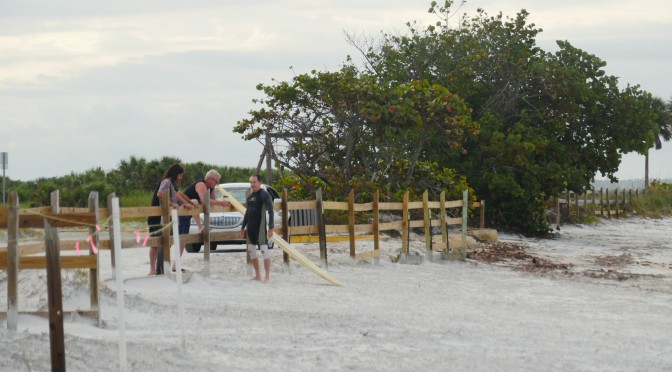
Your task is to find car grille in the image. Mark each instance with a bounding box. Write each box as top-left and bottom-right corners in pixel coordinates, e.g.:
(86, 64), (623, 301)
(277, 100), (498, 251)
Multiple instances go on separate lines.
(210, 216), (242, 228)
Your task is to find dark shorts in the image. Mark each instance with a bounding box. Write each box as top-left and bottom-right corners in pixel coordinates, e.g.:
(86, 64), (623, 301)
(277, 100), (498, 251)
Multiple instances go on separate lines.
(149, 223), (162, 237)
(246, 228), (268, 246)
(178, 215), (191, 235)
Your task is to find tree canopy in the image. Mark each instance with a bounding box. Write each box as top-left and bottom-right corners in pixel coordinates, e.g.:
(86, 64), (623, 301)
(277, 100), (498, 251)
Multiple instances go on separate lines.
(235, 0), (664, 234)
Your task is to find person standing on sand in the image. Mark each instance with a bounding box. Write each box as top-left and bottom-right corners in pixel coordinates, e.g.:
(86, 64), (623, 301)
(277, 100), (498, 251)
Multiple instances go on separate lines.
(148, 163), (195, 275)
(239, 174), (275, 282)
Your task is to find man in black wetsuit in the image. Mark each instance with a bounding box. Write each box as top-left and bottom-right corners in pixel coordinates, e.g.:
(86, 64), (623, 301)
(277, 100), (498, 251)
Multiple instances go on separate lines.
(183, 169), (230, 231)
(239, 174), (275, 282)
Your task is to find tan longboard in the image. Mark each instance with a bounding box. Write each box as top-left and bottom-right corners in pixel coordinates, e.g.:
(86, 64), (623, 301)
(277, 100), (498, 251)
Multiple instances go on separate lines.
(216, 185), (342, 286)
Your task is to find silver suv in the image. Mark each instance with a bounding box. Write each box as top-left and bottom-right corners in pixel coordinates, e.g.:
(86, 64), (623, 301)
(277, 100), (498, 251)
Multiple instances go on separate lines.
(185, 182), (283, 253)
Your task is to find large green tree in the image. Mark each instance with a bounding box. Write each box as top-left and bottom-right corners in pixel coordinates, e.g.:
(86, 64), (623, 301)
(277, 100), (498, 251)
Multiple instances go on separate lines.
(234, 67), (476, 200)
(355, 1), (660, 233)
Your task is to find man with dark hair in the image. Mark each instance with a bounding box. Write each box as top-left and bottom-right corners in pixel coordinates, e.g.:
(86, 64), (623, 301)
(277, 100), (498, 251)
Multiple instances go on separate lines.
(239, 174), (275, 282)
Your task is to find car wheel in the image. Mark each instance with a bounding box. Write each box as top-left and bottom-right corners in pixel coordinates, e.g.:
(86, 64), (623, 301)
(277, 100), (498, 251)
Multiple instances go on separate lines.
(186, 243), (202, 253)
(210, 242), (218, 251)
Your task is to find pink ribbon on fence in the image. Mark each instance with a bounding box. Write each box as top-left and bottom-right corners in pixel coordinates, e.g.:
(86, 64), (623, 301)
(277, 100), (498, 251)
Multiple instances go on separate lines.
(87, 235), (98, 254)
(134, 230), (141, 244)
(75, 241), (80, 256)
(143, 233), (150, 246)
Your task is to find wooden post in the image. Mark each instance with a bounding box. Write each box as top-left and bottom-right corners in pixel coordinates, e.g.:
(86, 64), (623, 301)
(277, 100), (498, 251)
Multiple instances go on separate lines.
(566, 190), (570, 220)
(107, 193), (117, 273)
(440, 191), (447, 254)
(615, 188), (619, 219)
(203, 192), (211, 257)
(600, 188), (604, 217)
(160, 191), (171, 273)
(606, 188), (611, 219)
(556, 196), (561, 227)
(592, 188), (596, 216)
(574, 191), (579, 219)
(423, 190), (432, 262)
(7, 191), (19, 331)
(348, 189), (355, 258)
(282, 189), (290, 265)
(462, 190), (468, 242)
(624, 189), (628, 213)
(46, 190), (66, 371)
(583, 191), (588, 216)
(203, 191), (211, 276)
(372, 189), (380, 265)
(401, 191), (409, 260)
(316, 188), (328, 268)
(479, 200), (485, 229)
(87, 191), (101, 326)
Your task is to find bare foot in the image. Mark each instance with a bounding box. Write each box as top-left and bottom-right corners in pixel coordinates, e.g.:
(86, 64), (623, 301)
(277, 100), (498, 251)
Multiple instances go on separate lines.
(263, 277), (270, 283)
(250, 277), (262, 281)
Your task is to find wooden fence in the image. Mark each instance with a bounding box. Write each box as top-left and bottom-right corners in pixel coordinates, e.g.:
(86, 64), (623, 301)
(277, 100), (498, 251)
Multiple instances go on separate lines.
(1, 188), (483, 322)
(555, 187), (649, 225)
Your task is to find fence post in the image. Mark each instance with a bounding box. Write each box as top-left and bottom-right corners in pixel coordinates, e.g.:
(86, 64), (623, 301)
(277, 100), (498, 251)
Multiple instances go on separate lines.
(46, 190), (66, 371)
(479, 200), (485, 229)
(556, 196), (561, 227)
(440, 191), (448, 254)
(372, 189), (380, 265)
(575, 191), (579, 219)
(316, 188), (328, 268)
(615, 188), (619, 219)
(160, 191), (171, 274)
(107, 193), (117, 276)
(348, 189), (355, 258)
(87, 191), (101, 327)
(592, 188), (596, 216)
(203, 191), (212, 276)
(402, 191), (409, 261)
(282, 189), (290, 265)
(600, 188), (604, 217)
(462, 190), (468, 242)
(583, 191), (588, 216)
(423, 190), (432, 262)
(606, 188), (611, 219)
(566, 190), (571, 220)
(7, 191), (19, 331)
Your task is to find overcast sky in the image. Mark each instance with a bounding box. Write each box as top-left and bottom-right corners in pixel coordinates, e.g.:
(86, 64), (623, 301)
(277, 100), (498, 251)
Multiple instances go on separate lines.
(1, 0), (671, 182)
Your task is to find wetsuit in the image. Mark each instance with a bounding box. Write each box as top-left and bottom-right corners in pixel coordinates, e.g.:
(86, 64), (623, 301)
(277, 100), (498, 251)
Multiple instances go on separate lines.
(241, 188), (275, 246)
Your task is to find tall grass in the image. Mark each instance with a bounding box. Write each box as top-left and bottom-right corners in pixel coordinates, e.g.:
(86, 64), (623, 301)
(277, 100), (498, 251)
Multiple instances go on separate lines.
(119, 190), (154, 208)
(630, 182), (672, 217)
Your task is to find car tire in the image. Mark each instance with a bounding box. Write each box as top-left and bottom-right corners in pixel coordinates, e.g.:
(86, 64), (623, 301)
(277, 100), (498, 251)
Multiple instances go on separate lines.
(186, 243), (202, 253)
(210, 242), (218, 251)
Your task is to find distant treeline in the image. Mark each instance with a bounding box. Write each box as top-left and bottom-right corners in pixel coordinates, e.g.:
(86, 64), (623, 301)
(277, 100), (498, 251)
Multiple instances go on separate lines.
(4, 155), (273, 208)
(592, 178), (672, 190)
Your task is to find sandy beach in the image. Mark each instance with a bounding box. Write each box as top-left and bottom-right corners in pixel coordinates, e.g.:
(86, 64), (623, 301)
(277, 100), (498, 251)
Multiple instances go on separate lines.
(1, 217), (671, 371)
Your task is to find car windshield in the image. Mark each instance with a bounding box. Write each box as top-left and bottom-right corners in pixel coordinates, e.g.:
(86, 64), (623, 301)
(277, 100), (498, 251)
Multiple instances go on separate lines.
(215, 187), (249, 205)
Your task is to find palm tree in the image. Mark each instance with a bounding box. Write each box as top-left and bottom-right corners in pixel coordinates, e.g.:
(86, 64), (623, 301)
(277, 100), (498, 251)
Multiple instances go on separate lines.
(645, 97), (672, 188)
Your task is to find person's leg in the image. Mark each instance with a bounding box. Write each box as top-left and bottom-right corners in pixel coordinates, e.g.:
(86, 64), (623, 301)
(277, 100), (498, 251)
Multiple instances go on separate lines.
(259, 243), (271, 282)
(247, 244), (262, 281)
(263, 258), (271, 282)
(149, 246), (158, 275)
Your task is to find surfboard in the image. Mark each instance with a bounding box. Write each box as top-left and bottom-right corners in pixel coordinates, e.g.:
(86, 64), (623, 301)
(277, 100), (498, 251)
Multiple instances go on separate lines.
(216, 185), (342, 286)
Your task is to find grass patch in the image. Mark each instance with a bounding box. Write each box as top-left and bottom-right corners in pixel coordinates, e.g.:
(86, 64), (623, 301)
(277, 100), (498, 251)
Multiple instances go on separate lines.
(630, 182), (672, 217)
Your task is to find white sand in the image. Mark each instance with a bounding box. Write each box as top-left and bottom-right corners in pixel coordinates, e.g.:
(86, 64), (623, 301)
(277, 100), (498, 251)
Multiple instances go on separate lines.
(1, 217), (671, 371)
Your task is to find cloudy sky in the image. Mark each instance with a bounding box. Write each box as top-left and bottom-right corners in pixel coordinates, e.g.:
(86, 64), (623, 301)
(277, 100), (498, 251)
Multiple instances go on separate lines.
(1, 0), (671, 182)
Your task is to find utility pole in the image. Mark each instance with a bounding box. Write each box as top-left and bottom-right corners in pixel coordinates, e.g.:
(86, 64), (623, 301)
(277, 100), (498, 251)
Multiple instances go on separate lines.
(1, 152), (7, 205)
